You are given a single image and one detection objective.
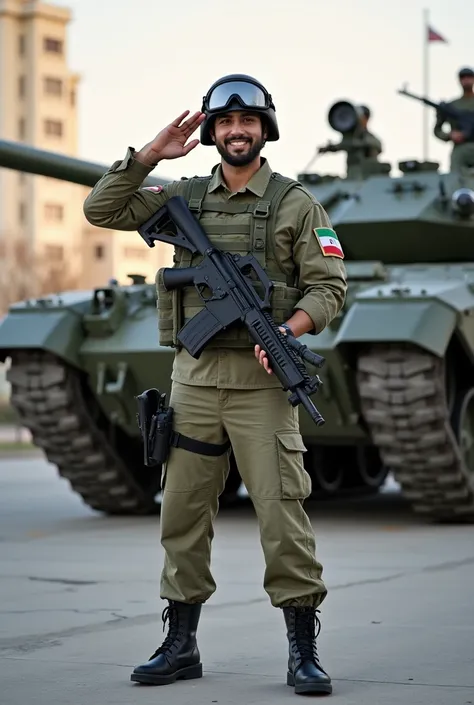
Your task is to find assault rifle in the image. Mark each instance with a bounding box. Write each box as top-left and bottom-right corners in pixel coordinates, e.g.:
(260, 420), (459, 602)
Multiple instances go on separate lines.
(138, 195), (326, 426)
(398, 86), (474, 141)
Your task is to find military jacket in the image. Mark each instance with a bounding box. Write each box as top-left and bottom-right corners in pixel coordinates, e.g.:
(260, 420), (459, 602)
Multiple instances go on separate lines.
(433, 95), (474, 142)
(83, 149), (347, 390)
(334, 129), (382, 167)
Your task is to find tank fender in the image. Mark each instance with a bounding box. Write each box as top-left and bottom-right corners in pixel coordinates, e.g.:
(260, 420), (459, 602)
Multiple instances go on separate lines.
(0, 307), (82, 367)
(334, 299), (456, 357)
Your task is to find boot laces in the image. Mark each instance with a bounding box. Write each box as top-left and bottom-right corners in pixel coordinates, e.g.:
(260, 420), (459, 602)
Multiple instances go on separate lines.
(295, 608), (321, 662)
(149, 604), (180, 659)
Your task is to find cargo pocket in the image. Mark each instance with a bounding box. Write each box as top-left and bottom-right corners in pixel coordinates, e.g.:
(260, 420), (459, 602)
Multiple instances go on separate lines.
(275, 430), (311, 499)
(155, 268), (182, 347)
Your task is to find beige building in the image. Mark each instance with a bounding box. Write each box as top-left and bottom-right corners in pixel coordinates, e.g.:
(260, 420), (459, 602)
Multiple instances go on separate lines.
(0, 0), (170, 310)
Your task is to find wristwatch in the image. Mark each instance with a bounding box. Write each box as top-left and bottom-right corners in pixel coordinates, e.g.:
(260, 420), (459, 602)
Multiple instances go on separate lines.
(280, 323), (293, 336)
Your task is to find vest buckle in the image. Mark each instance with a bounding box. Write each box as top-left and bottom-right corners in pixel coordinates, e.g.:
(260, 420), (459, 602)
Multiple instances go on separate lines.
(253, 201), (270, 218)
(188, 198), (203, 213)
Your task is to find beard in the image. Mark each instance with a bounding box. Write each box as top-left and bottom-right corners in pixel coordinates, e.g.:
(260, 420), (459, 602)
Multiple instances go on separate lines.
(215, 134), (266, 167)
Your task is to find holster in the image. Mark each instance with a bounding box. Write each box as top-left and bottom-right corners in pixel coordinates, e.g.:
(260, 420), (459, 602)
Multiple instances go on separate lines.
(135, 388), (231, 467)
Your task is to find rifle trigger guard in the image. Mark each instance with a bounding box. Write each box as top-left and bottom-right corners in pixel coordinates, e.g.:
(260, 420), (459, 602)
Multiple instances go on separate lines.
(195, 282), (226, 303)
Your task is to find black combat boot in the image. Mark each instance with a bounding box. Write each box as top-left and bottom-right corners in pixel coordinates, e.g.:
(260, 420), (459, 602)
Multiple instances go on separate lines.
(283, 606), (332, 695)
(130, 600), (202, 685)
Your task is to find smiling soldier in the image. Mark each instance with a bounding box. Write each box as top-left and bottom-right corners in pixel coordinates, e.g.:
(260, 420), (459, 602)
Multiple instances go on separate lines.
(83, 74), (347, 696)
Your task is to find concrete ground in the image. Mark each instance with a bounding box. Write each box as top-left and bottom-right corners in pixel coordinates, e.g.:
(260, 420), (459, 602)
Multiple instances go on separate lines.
(0, 455), (473, 705)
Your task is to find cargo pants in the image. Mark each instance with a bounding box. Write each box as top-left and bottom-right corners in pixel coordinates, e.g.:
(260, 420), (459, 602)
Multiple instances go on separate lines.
(450, 142), (474, 171)
(159, 381), (327, 608)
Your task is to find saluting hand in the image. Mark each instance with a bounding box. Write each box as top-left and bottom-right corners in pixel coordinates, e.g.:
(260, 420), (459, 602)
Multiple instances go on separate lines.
(141, 111), (206, 164)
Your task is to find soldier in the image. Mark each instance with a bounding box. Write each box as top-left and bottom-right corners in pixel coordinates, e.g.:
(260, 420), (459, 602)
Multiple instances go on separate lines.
(319, 105), (383, 179)
(83, 74), (347, 696)
(433, 67), (474, 171)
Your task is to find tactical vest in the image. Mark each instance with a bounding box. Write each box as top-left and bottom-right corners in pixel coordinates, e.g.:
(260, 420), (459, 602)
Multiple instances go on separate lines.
(156, 171), (303, 349)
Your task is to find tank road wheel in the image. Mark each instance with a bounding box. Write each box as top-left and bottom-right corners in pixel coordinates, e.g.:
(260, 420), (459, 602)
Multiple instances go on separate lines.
(304, 447), (344, 495)
(305, 445), (388, 498)
(7, 351), (161, 515)
(342, 446), (389, 491)
(356, 344), (474, 523)
(451, 388), (474, 486)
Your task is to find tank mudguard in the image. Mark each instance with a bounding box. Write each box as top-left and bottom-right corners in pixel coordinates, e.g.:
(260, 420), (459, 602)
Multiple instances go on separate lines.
(0, 308), (82, 367)
(334, 299), (456, 357)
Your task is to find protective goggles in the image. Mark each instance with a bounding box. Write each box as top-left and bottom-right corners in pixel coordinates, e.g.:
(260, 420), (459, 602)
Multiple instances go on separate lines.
(204, 81), (271, 113)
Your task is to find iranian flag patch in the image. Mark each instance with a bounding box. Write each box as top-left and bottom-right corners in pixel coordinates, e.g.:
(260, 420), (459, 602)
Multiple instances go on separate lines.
(313, 227), (344, 259)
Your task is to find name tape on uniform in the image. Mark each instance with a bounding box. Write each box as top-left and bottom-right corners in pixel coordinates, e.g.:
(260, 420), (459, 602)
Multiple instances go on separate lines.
(313, 227), (344, 259)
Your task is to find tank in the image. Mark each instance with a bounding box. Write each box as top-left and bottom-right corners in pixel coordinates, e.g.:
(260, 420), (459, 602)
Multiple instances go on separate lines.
(0, 118), (473, 523)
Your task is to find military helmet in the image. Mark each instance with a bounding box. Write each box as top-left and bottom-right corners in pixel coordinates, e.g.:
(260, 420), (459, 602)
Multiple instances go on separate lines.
(200, 73), (280, 146)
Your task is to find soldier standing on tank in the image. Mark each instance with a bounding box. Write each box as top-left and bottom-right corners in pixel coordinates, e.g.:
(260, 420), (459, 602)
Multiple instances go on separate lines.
(433, 67), (474, 171)
(318, 105), (382, 179)
(83, 74), (347, 696)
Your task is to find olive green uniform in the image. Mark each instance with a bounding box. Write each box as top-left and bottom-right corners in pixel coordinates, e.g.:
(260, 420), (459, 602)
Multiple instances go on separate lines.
(433, 95), (474, 171)
(327, 128), (382, 179)
(84, 148), (347, 609)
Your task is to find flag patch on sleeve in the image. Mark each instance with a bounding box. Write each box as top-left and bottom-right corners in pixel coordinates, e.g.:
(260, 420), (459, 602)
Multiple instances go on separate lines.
(141, 185), (163, 193)
(313, 228), (344, 259)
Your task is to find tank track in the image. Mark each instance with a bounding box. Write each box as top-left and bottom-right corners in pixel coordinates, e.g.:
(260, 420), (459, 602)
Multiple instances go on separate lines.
(357, 344), (474, 522)
(7, 351), (160, 515)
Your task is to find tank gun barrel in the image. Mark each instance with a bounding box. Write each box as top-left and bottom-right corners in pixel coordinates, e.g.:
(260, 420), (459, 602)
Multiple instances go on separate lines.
(0, 139), (166, 188)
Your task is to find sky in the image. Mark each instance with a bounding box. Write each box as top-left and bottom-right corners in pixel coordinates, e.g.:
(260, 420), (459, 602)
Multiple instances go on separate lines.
(53, 0), (474, 183)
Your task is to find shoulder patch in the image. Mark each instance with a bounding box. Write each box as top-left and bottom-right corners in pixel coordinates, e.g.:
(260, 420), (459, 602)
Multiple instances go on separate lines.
(313, 227), (344, 259)
(141, 185), (163, 193)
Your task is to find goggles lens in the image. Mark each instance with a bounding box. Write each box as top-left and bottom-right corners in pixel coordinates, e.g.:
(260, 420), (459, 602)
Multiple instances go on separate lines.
(206, 81), (269, 111)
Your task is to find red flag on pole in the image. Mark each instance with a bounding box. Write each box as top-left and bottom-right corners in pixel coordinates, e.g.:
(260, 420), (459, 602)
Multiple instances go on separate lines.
(427, 26), (447, 42)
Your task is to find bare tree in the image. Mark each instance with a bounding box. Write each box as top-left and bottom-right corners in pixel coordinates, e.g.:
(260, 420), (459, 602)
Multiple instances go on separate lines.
(0, 237), (79, 314)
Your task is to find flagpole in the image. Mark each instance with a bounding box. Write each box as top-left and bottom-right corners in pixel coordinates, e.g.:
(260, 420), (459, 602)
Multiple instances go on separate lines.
(423, 7), (429, 160)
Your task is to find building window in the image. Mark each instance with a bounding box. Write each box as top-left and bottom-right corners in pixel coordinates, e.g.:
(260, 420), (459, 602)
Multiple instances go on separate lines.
(19, 202), (26, 223)
(18, 75), (26, 98)
(18, 118), (26, 139)
(19, 35), (25, 56)
(123, 246), (147, 260)
(44, 203), (64, 222)
(44, 244), (64, 262)
(70, 89), (76, 107)
(44, 77), (63, 96)
(94, 244), (105, 260)
(44, 119), (63, 137)
(43, 37), (63, 54)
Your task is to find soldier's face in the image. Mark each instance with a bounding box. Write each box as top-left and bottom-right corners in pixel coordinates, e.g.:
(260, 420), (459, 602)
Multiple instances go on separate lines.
(460, 76), (474, 90)
(211, 111), (267, 166)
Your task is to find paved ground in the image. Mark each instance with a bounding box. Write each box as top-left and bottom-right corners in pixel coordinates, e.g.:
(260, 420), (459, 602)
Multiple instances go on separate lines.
(0, 456), (473, 705)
